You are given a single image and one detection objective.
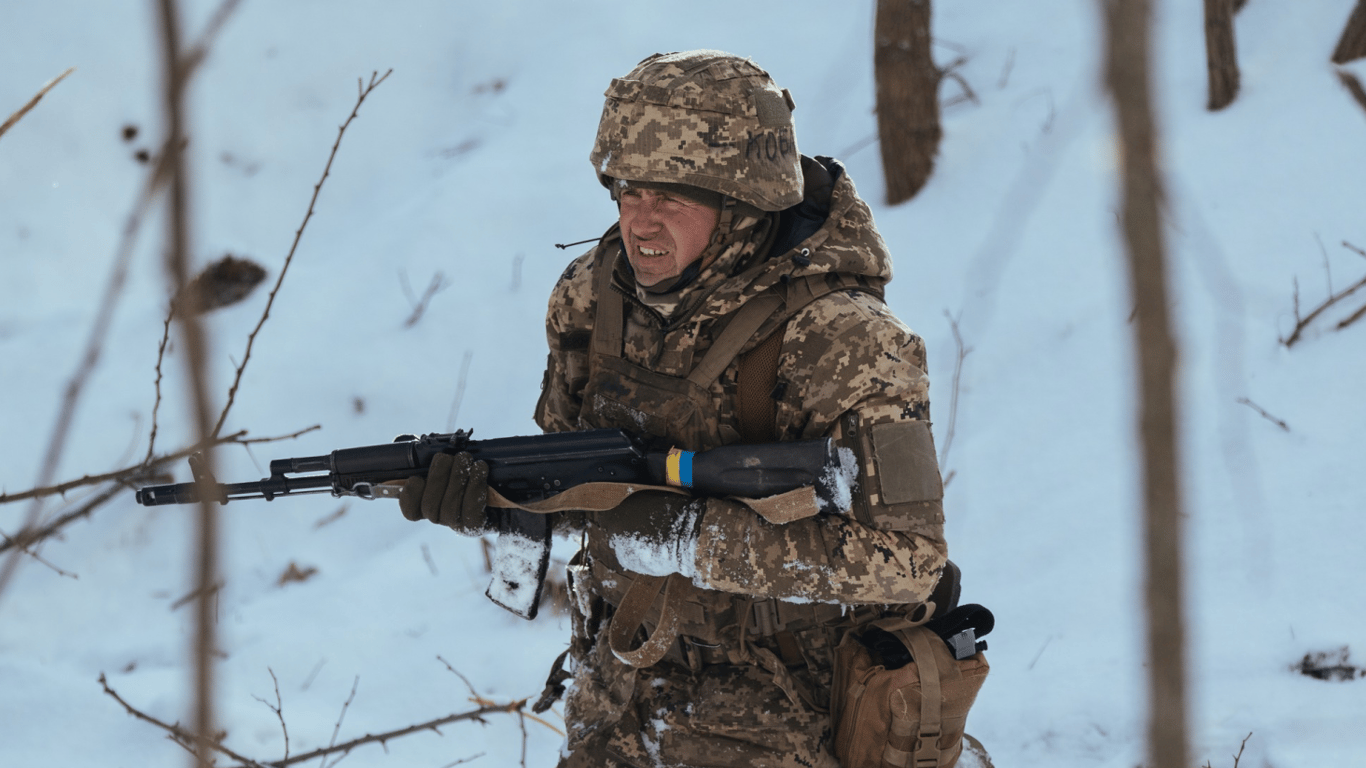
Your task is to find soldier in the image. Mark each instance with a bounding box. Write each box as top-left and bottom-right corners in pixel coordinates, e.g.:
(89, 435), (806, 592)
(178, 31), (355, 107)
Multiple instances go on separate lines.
(402, 50), (965, 767)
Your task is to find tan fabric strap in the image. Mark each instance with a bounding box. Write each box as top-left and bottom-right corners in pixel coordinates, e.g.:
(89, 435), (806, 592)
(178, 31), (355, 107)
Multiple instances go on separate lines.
(686, 293), (784, 387)
(729, 485), (820, 524)
(485, 482), (816, 525)
(607, 573), (680, 668)
(484, 482), (687, 513)
(883, 744), (912, 768)
(902, 628), (944, 768)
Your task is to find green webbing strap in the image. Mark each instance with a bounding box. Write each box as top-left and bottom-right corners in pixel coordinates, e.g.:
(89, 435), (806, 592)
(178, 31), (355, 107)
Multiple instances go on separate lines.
(590, 242), (624, 359)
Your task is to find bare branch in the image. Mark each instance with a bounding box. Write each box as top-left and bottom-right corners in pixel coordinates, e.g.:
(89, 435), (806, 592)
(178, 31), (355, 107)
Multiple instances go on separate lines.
(0, 427), (338, 505)
(998, 48), (1016, 89)
(321, 676), (360, 768)
(445, 351), (475, 432)
(99, 674), (269, 768)
(400, 270), (448, 328)
(146, 303), (177, 463)
(104, 669), (542, 768)
(0, 475), (149, 556)
(211, 69), (392, 440)
(1235, 397), (1290, 432)
(250, 669), (289, 763)
(0, 67), (76, 142)
(937, 310), (972, 471)
(1233, 731), (1253, 767)
(436, 655), (481, 698)
(1335, 301), (1366, 331)
(0, 529), (77, 579)
(940, 57), (979, 108)
(170, 579), (223, 612)
(1281, 272), (1366, 346)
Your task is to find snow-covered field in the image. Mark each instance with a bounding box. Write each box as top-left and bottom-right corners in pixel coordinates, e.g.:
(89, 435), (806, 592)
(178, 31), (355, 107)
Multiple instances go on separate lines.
(2, 1), (1364, 766)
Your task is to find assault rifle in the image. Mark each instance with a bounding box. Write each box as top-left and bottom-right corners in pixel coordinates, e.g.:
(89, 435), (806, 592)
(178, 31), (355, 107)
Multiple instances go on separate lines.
(136, 428), (840, 619)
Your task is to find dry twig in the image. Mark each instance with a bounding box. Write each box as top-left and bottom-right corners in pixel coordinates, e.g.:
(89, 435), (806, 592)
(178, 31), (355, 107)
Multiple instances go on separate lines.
(1281, 241), (1366, 346)
(0, 427), (333, 507)
(1235, 398), (1289, 432)
(0, 475), (149, 556)
(211, 69), (393, 440)
(445, 350), (475, 431)
(108, 667), (524, 768)
(251, 668), (290, 763)
(0, 530), (77, 579)
(937, 310), (972, 475)
(400, 269), (448, 328)
(321, 676), (360, 768)
(100, 674), (267, 768)
(0, 67), (75, 142)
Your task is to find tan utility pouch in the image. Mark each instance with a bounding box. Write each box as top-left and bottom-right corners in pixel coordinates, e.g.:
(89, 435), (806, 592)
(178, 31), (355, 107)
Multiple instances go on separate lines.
(830, 621), (989, 768)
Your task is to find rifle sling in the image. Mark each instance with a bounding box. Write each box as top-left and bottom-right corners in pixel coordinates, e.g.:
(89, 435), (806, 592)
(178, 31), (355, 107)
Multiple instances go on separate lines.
(484, 481), (821, 525)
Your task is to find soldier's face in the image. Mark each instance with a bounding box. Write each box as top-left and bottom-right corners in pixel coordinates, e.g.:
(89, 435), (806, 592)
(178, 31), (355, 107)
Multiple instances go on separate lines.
(618, 188), (719, 287)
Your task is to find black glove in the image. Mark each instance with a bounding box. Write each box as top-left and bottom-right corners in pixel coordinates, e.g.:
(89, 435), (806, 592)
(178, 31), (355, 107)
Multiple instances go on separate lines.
(590, 492), (705, 578)
(398, 452), (492, 536)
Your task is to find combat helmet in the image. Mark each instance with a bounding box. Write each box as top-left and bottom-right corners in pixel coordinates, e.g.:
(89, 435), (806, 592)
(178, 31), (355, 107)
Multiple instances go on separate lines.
(590, 50), (804, 212)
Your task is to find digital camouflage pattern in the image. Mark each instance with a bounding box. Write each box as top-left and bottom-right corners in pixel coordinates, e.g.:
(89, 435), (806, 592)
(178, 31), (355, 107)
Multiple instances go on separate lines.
(537, 156), (947, 767)
(590, 50), (804, 212)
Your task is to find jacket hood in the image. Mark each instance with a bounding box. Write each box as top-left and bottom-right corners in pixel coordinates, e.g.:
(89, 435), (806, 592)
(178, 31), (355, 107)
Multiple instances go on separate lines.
(610, 154), (893, 327)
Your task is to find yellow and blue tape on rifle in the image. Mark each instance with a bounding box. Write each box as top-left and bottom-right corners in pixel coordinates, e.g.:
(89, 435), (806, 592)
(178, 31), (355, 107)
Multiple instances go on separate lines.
(665, 447), (694, 488)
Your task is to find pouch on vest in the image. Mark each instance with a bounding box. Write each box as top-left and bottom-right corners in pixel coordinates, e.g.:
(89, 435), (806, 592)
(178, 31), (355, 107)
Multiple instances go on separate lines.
(830, 605), (993, 768)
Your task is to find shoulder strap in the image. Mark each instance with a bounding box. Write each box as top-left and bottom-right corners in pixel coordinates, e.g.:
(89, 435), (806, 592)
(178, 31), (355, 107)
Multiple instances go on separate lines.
(733, 272), (885, 443)
(589, 241), (625, 359)
(735, 326), (784, 443)
(685, 293), (783, 388)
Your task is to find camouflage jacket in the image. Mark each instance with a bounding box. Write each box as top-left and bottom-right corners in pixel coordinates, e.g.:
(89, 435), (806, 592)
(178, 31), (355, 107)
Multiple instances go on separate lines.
(535, 156), (946, 608)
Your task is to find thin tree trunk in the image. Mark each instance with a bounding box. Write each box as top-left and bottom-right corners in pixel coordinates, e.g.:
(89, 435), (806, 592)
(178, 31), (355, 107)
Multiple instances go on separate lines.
(875, 0), (941, 205)
(1204, 0), (1240, 110)
(1103, 3), (1190, 768)
(155, 1), (220, 764)
(1333, 0), (1366, 64)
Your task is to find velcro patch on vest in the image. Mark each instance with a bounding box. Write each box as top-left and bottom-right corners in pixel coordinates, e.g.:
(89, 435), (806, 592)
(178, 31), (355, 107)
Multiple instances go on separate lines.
(870, 421), (943, 505)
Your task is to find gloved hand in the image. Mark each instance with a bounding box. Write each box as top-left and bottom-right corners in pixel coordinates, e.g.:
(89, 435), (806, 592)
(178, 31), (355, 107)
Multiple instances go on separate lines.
(398, 452), (493, 536)
(591, 492), (705, 578)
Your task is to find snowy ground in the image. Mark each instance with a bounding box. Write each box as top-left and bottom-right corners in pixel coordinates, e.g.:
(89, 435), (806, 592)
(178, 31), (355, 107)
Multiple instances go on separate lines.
(2, 1), (1364, 766)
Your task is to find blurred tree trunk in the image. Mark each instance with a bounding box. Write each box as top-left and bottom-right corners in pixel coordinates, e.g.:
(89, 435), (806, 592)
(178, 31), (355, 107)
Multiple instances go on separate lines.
(1204, 0), (1240, 110)
(1103, 3), (1190, 768)
(1333, 0), (1366, 64)
(875, 0), (941, 205)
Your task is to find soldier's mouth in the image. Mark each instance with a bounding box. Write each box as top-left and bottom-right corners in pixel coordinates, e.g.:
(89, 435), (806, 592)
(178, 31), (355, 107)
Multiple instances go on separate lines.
(637, 246), (669, 258)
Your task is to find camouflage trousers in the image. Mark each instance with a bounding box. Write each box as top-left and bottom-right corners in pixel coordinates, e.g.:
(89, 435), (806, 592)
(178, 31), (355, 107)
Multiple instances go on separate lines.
(557, 646), (840, 768)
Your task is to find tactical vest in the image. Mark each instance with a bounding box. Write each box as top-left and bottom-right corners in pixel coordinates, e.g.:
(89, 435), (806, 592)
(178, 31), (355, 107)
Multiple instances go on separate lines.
(570, 237), (886, 703)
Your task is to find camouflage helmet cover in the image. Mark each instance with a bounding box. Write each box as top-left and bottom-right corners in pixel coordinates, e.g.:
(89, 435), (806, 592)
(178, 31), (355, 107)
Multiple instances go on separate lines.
(590, 50), (804, 212)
